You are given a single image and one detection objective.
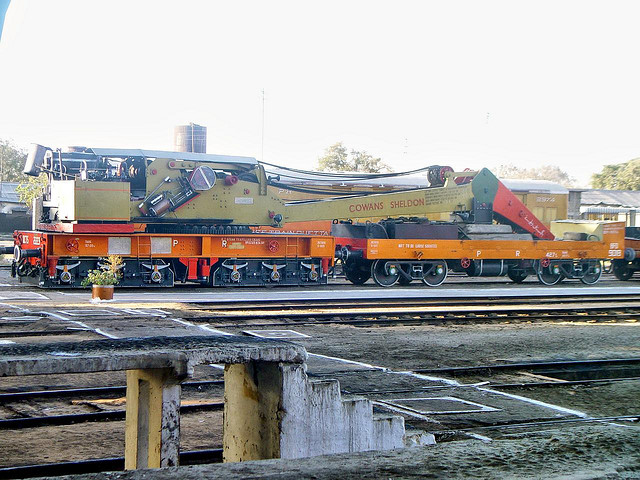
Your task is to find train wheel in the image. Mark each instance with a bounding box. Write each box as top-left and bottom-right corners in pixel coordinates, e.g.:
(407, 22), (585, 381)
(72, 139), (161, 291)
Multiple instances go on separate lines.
(536, 262), (563, 286)
(612, 260), (634, 281)
(580, 260), (603, 285)
(421, 261), (447, 287)
(398, 265), (413, 285)
(507, 270), (528, 284)
(344, 265), (371, 285)
(371, 260), (400, 287)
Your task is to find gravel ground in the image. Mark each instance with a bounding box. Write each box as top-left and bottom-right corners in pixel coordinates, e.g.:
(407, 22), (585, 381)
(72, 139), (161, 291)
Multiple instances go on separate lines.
(1, 271), (639, 477)
(51, 424), (640, 479)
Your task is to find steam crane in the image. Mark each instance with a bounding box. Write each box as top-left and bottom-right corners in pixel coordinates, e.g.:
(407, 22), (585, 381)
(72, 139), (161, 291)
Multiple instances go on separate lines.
(6, 144), (624, 288)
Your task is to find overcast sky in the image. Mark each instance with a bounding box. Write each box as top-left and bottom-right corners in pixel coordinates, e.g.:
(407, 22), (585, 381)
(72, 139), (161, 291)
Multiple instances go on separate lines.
(1, 1), (639, 186)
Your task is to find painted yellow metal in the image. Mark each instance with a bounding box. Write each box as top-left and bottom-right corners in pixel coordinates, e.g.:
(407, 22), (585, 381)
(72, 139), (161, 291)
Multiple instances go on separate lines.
(551, 220), (607, 241)
(48, 157), (483, 227)
(284, 177), (477, 223)
(129, 158), (283, 225)
(50, 180), (130, 221)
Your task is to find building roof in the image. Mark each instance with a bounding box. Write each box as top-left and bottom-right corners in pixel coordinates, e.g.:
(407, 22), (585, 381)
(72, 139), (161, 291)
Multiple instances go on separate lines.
(0, 182), (27, 214)
(0, 182), (20, 203)
(580, 189), (640, 209)
(500, 179), (569, 194)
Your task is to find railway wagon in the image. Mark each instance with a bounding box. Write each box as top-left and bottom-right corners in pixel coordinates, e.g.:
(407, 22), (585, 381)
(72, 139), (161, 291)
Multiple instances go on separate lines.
(10, 227), (334, 287)
(333, 220), (625, 287)
(610, 227), (640, 280)
(6, 144), (625, 288)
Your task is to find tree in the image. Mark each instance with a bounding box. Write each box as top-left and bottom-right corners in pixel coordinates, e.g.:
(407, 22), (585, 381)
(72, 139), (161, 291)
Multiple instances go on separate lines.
(591, 158), (640, 190)
(0, 139), (28, 182)
(15, 174), (48, 210)
(496, 164), (576, 187)
(317, 142), (392, 173)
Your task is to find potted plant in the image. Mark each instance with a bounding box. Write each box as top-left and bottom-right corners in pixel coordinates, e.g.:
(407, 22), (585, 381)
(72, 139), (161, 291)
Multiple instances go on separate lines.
(81, 255), (124, 301)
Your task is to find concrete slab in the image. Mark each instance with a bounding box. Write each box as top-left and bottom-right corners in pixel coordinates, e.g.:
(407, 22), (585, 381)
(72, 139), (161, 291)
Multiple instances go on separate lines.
(0, 335), (307, 377)
(50, 284), (640, 304)
(0, 292), (48, 301)
(383, 396), (499, 415)
(58, 309), (121, 317)
(244, 329), (311, 339)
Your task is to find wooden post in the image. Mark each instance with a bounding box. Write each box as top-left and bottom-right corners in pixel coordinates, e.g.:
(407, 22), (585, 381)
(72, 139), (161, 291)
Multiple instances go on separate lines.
(125, 368), (182, 469)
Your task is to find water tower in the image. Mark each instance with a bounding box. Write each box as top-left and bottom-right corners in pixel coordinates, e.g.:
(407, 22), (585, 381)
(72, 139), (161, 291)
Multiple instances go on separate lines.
(174, 123), (207, 153)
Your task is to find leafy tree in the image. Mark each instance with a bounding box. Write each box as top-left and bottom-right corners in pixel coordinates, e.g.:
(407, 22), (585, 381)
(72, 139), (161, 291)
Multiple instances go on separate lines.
(591, 158), (640, 190)
(317, 142), (392, 173)
(496, 164), (575, 187)
(15, 174), (48, 210)
(0, 139), (27, 182)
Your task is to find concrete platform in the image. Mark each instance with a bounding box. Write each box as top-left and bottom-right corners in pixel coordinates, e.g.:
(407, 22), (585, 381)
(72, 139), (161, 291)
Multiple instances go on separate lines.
(0, 335), (409, 469)
(43, 284), (640, 304)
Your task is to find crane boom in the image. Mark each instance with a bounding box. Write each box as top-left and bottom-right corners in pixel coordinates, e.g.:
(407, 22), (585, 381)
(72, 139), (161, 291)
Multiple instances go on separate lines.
(284, 168), (554, 240)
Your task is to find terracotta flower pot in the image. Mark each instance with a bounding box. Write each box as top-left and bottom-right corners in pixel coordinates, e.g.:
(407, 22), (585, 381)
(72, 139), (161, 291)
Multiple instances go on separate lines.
(91, 285), (114, 300)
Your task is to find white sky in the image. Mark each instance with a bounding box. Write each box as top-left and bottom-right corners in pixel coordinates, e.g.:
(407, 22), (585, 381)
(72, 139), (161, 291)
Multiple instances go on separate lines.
(1, 0), (639, 186)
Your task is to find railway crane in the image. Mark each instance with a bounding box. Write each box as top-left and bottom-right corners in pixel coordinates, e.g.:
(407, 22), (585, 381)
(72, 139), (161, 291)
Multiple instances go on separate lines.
(5, 144), (625, 288)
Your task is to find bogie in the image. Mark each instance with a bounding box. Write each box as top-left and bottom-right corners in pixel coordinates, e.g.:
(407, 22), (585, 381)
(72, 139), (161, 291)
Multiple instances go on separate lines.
(371, 260), (400, 287)
(212, 258), (326, 286)
(421, 261), (448, 287)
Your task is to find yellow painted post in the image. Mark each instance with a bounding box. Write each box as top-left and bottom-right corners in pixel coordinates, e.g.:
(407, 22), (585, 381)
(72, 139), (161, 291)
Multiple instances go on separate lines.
(125, 368), (182, 469)
(223, 361), (283, 462)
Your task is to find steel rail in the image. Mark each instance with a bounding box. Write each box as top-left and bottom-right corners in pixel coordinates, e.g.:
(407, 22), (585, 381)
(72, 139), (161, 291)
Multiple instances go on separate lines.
(195, 307), (640, 322)
(0, 380), (223, 403)
(195, 309), (640, 330)
(0, 449), (223, 479)
(341, 376), (640, 396)
(488, 376), (640, 388)
(440, 414), (640, 434)
(0, 330), (88, 339)
(412, 357), (640, 376)
(190, 294), (640, 311)
(0, 402), (223, 430)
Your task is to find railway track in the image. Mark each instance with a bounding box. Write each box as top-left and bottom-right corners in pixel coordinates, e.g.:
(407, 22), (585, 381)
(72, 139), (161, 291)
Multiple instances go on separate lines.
(185, 293), (640, 323)
(2, 359), (637, 430)
(1, 288), (638, 477)
(186, 301), (640, 328)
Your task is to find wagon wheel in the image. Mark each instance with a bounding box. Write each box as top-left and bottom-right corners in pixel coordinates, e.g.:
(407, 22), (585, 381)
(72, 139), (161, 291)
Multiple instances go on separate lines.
(507, 270), (528, 284)
(344, 264), (371, 285)
(421, 261), (448, 287)
(536, 261), (563, 286)
(371, 260), (400, 287)
(612, 260), (634, 281)
(580, 260), (603, 285)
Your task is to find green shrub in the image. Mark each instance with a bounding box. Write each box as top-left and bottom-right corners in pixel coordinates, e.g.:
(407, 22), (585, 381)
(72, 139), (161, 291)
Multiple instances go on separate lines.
(81, 255), (124, 287)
